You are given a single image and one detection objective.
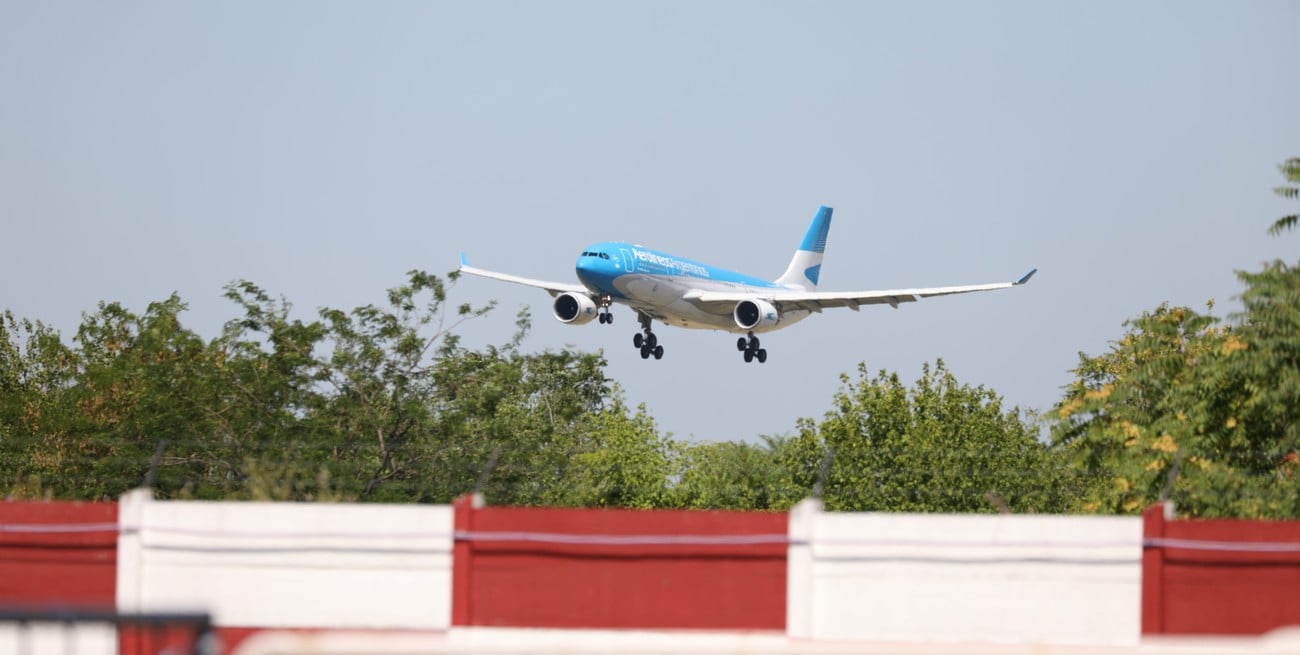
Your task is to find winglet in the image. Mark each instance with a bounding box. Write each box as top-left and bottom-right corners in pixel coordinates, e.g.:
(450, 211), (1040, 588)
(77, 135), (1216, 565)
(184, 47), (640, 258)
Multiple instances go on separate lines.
(460, 252), (469, 267)
(1015, 268), (1037, 285)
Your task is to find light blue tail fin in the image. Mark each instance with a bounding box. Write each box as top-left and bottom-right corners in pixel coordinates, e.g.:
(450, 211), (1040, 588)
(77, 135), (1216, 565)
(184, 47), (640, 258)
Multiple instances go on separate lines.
(774, 206), (833, 290)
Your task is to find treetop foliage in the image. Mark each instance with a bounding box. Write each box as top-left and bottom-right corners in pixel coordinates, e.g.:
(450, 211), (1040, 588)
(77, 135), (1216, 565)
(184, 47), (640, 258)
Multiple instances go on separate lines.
(0, 270), (1062, 512)
(1051, 158), (1300, 518)
(782, 360), (1073, 514)
(1268, 157), (1299, 236)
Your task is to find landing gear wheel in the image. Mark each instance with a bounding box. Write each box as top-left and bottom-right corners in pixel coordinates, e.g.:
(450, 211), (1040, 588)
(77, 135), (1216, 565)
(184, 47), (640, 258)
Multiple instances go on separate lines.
(739, 331), (768, 363)
(634, 312), (662, 362)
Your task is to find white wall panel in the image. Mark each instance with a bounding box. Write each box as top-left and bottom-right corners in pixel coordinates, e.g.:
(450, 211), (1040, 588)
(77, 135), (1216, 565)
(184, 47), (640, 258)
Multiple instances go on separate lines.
(787, 499), (1142, 646)
(117, 489), (453, 630)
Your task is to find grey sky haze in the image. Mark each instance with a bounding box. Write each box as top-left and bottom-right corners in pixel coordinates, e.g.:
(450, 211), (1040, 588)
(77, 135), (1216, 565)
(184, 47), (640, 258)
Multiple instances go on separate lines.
(2, 2), (1297, 443)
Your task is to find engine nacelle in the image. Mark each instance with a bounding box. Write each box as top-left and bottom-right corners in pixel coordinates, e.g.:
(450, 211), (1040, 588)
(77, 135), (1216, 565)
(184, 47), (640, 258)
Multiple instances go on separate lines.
(553, 292), (599, 325)
(734, 299), (780, 330)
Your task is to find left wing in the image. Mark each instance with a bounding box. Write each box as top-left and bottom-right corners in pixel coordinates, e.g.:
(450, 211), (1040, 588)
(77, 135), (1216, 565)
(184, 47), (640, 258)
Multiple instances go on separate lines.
(684, 269), (1037, 312)
(457, 253), (589, 298)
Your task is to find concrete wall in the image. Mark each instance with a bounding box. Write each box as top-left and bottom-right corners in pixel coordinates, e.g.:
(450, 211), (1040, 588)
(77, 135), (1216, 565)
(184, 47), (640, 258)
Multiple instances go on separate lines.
(787, 499), (1143, 646)
(1144, 503), (1300, 635)
(0, 499), (118, 606)
(116, 489), (454, 633)
(22, 493), (1300, 650)
(452, 495), (787, 630)
(0, 500), (119, 655)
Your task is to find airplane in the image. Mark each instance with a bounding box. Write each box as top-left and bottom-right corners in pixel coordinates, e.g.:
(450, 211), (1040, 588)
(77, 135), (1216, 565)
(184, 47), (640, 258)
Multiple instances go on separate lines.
(458, 206), (1035, 364)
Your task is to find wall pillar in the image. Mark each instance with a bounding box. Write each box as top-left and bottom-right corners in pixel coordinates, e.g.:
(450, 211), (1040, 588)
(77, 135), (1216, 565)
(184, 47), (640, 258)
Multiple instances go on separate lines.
(1141, 503), (1168, 636)
(450, 493), (482, 627)
(786, 497), (822, 640)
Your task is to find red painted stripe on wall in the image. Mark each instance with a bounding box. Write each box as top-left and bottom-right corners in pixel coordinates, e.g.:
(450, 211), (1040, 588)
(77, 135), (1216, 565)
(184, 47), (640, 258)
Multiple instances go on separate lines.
(453, 498), (787, 630)
(0, 501), (118, 607)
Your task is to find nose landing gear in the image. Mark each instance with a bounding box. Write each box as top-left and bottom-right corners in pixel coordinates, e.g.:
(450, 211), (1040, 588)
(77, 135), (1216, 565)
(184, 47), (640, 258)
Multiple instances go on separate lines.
(737, 332), (767, 364)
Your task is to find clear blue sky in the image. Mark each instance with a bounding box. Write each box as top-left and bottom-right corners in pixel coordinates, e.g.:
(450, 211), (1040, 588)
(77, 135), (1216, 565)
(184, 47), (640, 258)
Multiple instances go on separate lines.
(3, 2), (1297, 443)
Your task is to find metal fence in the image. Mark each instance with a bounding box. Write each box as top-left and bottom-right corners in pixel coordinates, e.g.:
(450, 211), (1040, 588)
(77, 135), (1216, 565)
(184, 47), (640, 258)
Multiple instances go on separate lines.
(0, 608), (214, 655)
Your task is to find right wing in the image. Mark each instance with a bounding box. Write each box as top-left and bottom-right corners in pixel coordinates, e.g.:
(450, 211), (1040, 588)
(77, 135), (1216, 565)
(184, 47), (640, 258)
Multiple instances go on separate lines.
(457, 253), (588, 298)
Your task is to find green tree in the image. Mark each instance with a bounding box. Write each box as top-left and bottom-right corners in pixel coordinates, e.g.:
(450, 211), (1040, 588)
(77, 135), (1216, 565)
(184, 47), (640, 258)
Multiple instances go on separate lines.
(2, 270), (632, 503)
(1052, 304), (1232, 514)
(218, 270), (617, 504)
(1053, 159), (1300, 518)
(671, 438), (794, 510)
(783, 360), (1070, 513)
(1229, 263), (1300, 454)
(1269, 157), (1299, 235)
(1, 311), (79, 497)
(428, 346), (613, 505)
(2, 297), (256, 499)
(197, 281), (335, 500)
(543, 397), (678, 509)
(1053, 277), (1300, 518)
(286, 270), (498, 502)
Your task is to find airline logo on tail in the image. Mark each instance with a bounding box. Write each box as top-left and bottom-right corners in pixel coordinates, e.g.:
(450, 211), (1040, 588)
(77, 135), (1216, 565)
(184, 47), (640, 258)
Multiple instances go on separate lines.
(776, 205), (832, 290)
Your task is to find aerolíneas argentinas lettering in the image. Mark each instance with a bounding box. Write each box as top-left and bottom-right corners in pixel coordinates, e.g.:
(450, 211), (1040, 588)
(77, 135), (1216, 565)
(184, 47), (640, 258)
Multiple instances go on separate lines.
(633, 249), (710, 278)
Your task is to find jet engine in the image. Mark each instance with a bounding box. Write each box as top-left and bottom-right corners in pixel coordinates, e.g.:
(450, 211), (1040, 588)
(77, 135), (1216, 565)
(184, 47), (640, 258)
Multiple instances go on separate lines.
(734, 299), (780, 330)
(553, 292), (599, 325)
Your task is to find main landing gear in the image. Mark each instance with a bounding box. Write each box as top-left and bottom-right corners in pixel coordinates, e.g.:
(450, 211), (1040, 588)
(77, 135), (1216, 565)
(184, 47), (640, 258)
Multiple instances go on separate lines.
(633, 312), (664, 360)
(737, 332), (767, 364)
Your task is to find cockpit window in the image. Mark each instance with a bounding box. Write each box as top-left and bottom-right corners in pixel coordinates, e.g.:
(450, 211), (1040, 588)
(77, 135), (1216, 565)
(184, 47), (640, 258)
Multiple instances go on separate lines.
(580, 251), (611, 259)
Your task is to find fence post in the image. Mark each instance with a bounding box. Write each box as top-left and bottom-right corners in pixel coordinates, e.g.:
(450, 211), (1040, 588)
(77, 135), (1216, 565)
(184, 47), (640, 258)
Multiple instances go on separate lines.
(117, 488), (152, 615)
(786, 497), (822, 640)
(451, 493), (482, 627)
(1141, 503), (1168, 636)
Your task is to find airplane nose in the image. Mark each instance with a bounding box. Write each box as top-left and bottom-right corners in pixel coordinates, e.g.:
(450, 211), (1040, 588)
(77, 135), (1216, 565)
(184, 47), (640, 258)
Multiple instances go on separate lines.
(575, 257), (599, 282)
(575, 255), (610, 290)
(575, 255), (593, 279)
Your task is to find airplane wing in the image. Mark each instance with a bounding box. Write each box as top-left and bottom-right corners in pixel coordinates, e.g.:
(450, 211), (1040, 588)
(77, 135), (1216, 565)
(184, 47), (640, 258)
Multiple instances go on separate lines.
(684, 269), (1037, 313)
(457, 253), (589, 298)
